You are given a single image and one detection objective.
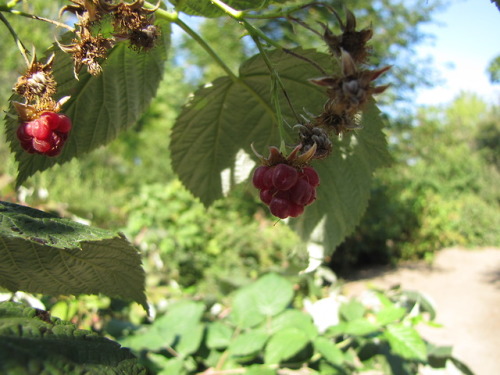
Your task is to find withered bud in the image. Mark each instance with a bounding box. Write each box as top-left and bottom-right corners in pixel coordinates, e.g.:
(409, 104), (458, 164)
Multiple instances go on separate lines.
(321, 8), (373, 64)
(295, 124), (332, 159)
(14, 54), (57, 102)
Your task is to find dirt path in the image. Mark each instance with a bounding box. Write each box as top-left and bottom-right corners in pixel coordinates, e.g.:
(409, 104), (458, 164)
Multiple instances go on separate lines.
(342, 247), (500, 375)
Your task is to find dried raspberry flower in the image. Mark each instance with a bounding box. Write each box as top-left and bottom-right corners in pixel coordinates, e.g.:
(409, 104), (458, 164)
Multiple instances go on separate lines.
(14, 54), (56, 102)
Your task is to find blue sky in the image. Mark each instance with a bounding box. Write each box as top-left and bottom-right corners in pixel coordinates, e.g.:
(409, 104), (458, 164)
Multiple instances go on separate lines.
(413, 0), (500, 105)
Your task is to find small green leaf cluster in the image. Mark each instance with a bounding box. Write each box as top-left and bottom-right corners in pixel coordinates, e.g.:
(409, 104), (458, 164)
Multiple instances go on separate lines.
(119, 273), (472, 375)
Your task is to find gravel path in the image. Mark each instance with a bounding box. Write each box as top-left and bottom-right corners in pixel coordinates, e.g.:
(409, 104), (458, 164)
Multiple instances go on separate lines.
(342, 247), (500, 375)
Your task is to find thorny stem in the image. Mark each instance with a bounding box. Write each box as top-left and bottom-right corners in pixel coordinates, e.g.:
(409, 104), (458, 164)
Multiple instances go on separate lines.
(0, 12), (30, 66)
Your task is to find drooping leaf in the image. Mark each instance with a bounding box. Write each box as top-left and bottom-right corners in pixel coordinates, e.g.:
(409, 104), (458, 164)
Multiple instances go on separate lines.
(384, 324), (427, 361)
(171, 48), (391, 250)
(168, 0), (272, 17)
(264, 327), (310, 364)
(0, 301), (147, 375)
(0, 201), (147, 310)
(5, 20), (171, 187)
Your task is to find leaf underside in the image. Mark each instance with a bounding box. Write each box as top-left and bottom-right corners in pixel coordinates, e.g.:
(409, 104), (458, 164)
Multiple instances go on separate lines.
(4, 20), (171, 187)
(0, 301), (147, 375)
(171, 48), (391, 250)
(0, 201), (147, 310)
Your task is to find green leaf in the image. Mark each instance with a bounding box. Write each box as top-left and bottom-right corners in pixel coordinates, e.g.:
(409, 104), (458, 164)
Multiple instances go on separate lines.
(264, 327), (309, 364)
(168, 0), (271, 17)
(229, 330), (269, 356)
(0, 301), (147, 375)
(252, 273), (294, 316)
(231, 273), (293, 328)
(313, 336), (344, 366)
(339, 300), (365, 321)
(450, 357), (476, 375)
(375, 306), (406, 325)
(5, 20), (171, 187)
(0, 201), (147, 310)
(207, 321), (234, 349)
(343, 319), (380, 336)
(122, 300), (205, 355)
(171, 48), (391, 250)
(384, 324), (427, 361)
(269, 309), (318, 340)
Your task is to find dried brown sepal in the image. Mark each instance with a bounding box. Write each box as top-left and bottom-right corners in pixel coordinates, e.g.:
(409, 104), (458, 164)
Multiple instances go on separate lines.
(59, 0), (115, 24)
(14, 54), (57, 102)
(13, 96), (70, 122)
(321, 8), (373, 64)
(295, 124), (332, 159)
(251, 143), (317, 169)
(59, 25), (114, 77)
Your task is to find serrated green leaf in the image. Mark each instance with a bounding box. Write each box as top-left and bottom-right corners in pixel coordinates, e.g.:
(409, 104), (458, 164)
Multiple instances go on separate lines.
(231, 285), (266, 329)
(343, 319), (380, 336)
(207, 321), (234, 349)
(340, 300), (365, 321)
(313, 336), (344, 366)
(0, 301), (147, 375)
(0, 201), (147, 310)
(384, 324), (427, 361)
(171, 48), (391, 250)
(168, 0), (271, 17)
(264, 327), (310, 364)
(229, 330), (269, 356)
(269, 309), (318, 340)
(5, 20), (170, 187)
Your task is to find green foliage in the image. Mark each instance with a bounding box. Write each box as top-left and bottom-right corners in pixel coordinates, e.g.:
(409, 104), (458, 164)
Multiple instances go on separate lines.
(0, 301), (148, 375)
(4, 20), (171, 187)
(119, 273), (471, 375)
(0, 201), (147, 310)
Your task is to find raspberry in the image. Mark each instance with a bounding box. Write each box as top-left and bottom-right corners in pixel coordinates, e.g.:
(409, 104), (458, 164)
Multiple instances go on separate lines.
(16, 111), (71, 157)
(289, 203), (304, 218)
(302, 167), (320, 187)
(260, 189), (275, 205)
(253, 166), (270, 190)
(269, 197), (291, 219)
(30, 118), (51, 140)
(272, 164), (298, 190)
(289, 178), (313, 206)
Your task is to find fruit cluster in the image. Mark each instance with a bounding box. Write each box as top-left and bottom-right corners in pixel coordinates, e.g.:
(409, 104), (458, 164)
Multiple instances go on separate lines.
(253, 163), (320, 219)
(16, 111), (72, 157)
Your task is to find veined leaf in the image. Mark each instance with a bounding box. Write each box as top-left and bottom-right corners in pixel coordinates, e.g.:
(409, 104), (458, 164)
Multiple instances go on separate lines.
(171, 48), (391, 250)
(0, 301), (147, 375)
(0, 201), (147, 310)
(5, 20), (171, 187)
(384, 324), (427, 361)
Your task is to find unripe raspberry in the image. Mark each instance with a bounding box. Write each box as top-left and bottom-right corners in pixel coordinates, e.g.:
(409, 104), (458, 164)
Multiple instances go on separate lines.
(272, 164), (298, 190)
(269, 197), (291, 219)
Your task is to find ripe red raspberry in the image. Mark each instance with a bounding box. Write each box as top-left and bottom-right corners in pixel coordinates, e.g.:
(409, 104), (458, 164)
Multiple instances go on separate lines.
(269, 197), (291, 219)
(253, 166), (270, 190)
(301, 167), (320, 187)
(272, 164), (298, 190)
(259, 189), (275, 205)
(289, 203), (304, 218)
(16, 111), (72, 157)
(289, 178), (313, 206)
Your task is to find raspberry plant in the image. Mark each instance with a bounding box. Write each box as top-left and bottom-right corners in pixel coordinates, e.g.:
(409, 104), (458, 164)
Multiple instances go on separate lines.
(0, 1), (476, 374)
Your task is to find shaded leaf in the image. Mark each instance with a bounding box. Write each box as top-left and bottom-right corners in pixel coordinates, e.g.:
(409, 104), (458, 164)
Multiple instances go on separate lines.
(171, 48), (390, 250)
(384, 324), (427, 361)
(0, 301), (147, 375)
(450, 357), (476, 375)
(0, 201), (147, 310)
(5, 20), (171, 187)
(264, 327), (310, 364)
